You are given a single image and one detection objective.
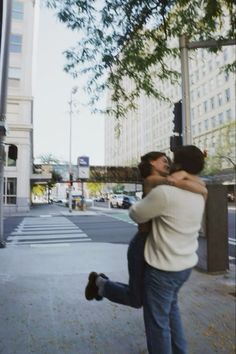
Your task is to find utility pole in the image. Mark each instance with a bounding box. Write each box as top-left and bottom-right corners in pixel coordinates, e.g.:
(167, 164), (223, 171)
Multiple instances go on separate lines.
(179, 34), (236, 146)
(68, 86), (78, 213)
(0, 0), (12, 248)
(179, 35), (191, 145)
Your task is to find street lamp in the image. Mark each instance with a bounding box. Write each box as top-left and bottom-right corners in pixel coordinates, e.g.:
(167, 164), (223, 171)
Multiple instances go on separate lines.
(68, 86), (78, 213)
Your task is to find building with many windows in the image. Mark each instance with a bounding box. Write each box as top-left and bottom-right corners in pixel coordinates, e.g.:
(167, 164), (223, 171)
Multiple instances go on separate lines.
(4, 0), (40, 213)
(105, 46), (235, 174)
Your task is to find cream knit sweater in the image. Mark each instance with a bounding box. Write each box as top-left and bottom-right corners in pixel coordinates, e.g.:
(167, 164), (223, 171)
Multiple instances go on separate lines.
(129, 185), (205, 271)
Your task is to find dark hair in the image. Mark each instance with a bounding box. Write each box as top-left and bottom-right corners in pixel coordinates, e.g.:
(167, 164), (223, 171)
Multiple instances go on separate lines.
(138, 151), (166, 178)
(173, 145), (205, 174)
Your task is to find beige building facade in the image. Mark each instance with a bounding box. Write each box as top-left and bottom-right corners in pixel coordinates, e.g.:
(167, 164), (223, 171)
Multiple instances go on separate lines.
(105, 46), (235, 171)
(4, 0), (39, 213)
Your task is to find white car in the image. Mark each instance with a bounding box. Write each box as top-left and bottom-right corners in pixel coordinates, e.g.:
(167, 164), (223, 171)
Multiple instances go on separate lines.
(110, 194), (126, 208)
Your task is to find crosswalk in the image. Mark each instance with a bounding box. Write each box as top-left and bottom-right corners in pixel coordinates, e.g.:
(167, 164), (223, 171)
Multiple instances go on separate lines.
(7, 216), (91, 246)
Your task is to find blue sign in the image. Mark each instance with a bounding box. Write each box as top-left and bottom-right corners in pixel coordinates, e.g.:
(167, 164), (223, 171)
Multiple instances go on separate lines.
(78, 156), (90, 167)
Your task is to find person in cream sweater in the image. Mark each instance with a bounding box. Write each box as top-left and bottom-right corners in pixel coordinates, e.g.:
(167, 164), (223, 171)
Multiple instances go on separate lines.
(129, 145), (206, 354)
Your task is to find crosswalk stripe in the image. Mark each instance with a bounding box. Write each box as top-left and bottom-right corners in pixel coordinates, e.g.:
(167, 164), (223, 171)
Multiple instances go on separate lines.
(7, 216), (91, 246)
(10, 230), (86, 236)
(229, 238), (236, 245)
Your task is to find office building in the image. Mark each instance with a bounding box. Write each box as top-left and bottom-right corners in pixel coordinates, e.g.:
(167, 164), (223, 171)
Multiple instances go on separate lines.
(105, 46), (235, 173)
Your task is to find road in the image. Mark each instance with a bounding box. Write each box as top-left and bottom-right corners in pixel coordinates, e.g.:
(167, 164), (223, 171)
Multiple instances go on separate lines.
(3, 202), (235, 263)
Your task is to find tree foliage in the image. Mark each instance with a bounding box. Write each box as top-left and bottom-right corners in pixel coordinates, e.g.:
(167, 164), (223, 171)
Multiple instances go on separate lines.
(37, 153), (60, 164)
(203, 121), (236, 175)
(45, 0), (235, 120)
(86, 182), (103, 196)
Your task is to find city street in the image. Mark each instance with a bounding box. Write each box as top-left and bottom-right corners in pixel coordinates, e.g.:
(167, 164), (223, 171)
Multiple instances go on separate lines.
(3, 202), (236, 263)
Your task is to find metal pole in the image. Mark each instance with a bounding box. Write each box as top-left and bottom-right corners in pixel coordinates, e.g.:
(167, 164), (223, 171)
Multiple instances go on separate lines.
(179, 34), (192, 145)
(68, 92), (73, 213)
(81, 180), (84, 210)
(0, 0), (12, 248)
(68, 86), (78, 213)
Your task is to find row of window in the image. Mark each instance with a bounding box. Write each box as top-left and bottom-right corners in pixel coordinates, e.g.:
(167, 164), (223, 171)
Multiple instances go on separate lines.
(190, 72), (230, 102)
(192, 109), (233, 135)
(191, 88), (231, 119)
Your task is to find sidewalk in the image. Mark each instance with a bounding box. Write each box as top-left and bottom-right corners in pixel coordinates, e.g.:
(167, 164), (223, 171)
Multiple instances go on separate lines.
(0, 205), (235, 354)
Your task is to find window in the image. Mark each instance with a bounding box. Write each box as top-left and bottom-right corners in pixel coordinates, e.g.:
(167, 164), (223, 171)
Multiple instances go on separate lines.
(211, 116), (216, 128)
(9, 67), (21, 79)
(208, 60), (213, 71)
(3, 178), (17, 205)
(210, 97), (215, 110)
(217, 93), (223, 106)
(209, 79), (214, 90)
(197, 87), (201, 99)
(190, 74), (194, 85)
(195, 70), (199, 82)
(5, 144), (18, 167)
(224, 72), (229, 82)
(226, 109), (232, 121)
(197, 104), (201, 117)
(12, 1), (24, 20)
(198, 122), (202, 133)
(211, 135), (216, 148)
(10, 34), (22, 53)
(191, 108), (195, 120)
(8, 67), (21, 88)
(225, 88), (230, 102)
(204, 119), (209, 130)
(218, 112), (224, 125)
(203, 101), (208, 113)
(202, 83), (207, 96)
(190, 90), (194, 102)
(223, 48), (228, 62)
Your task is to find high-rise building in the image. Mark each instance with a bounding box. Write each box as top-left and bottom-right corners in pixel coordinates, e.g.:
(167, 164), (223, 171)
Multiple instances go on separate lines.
(105, 46), (235, 172)
(4, 0), (40, 213)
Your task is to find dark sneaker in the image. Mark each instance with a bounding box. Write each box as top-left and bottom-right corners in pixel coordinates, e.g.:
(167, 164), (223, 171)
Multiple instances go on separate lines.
(85, 272), (99, 300)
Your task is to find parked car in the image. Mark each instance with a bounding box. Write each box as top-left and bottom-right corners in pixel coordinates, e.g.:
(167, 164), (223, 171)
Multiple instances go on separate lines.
(94, 197), (105, 202)
(110, 194), (126, 208)
(122, 196), (140, 209)
(65, 195), (93, 208)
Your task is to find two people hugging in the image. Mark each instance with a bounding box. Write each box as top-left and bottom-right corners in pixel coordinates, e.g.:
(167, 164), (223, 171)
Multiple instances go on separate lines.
(85, 145), (207, 354)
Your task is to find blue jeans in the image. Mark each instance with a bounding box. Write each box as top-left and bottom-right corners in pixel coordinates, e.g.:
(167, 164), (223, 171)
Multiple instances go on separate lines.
(103, 231), (148, 308)
(143, 264), (192, 354)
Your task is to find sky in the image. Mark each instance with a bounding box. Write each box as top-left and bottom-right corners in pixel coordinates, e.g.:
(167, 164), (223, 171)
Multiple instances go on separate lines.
(33, 5), (105, 166)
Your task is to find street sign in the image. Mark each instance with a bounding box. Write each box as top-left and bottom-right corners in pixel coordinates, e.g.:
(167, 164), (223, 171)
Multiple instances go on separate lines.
(78, 156), (89, 167)
(77, 156), (90, 179)
(78, 166), (90, 179)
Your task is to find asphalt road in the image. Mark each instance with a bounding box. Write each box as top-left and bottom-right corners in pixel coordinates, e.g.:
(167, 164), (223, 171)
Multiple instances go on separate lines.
(3, 203), (235, 262)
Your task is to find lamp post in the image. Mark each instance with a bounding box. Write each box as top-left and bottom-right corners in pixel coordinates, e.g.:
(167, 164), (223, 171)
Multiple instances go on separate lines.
(68, 86), (78, 213)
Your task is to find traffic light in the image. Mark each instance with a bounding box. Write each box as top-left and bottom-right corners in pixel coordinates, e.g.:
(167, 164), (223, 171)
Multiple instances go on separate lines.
(170, 100), (183, 152)
(69, 173), (73, 186)
(170, 135), (183, 152)
(173, 101), (182, 134)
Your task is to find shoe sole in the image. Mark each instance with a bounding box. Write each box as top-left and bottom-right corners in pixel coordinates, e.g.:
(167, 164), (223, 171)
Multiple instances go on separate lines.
(85, 272), (98, 300)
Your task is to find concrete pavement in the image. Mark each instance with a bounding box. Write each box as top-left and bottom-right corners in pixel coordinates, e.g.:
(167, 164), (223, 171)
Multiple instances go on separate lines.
(0, 204), (235, 354)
